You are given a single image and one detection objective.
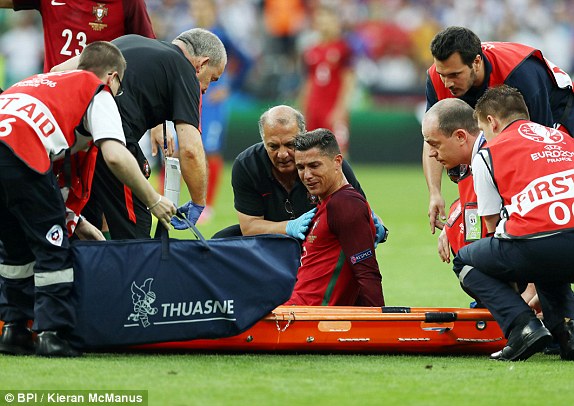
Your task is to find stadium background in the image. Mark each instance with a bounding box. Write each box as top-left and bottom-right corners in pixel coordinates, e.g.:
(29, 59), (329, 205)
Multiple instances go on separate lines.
(1, 0), (573, 163)
(2, 4), (574, 398)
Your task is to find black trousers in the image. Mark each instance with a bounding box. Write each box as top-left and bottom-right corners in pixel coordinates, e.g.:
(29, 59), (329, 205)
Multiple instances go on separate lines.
(0, 144), (75, 332)
(453, 233), (574, 336)
(83, 143), (152, 240)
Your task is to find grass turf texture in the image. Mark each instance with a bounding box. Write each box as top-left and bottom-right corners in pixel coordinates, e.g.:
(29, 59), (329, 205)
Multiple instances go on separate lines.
(2, 164), (573, 405)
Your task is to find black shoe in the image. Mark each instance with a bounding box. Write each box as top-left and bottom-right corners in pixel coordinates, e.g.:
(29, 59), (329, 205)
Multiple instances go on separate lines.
(555, 319), (574, 361)
(491, 318), (552, 361)
(0, 322), (34, 355)
(543, 340), (561, 355)
(35, 331), (81, 358)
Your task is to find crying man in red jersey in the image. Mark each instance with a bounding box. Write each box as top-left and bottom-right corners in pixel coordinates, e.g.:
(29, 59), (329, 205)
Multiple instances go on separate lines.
(284, 128), (385, 307)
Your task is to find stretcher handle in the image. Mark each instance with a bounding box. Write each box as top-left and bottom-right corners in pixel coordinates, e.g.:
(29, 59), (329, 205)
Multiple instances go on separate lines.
(425, 312), (457, 323)
(175, 208), (210, 248)
(382, 306), (411, 313)
(154, 216), (211, 256)
(382, 307), (457, 322)
(269, 312), (466, 322)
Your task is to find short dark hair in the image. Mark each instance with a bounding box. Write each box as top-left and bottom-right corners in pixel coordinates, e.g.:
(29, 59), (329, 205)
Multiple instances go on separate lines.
(430, 26), (482, 67)
(474, 85), (530, 123)
(78, 41), (126, 78)
(294, 128), (341, 157)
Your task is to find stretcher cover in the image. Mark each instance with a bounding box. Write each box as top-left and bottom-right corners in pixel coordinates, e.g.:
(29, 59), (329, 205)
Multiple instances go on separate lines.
(132, 306), (507, 354)
(69, 231), (301, 349)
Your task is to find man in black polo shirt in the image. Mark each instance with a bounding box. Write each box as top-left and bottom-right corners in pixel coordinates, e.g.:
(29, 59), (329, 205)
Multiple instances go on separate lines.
(214, 105), (387, 243)
(54, 28), (227, 239)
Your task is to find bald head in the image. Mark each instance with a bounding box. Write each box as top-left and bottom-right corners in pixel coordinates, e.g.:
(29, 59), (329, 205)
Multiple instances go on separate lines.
(423, 98), (479, 138)
(422, 99), (480, 169)
(258, 105), (306, 140)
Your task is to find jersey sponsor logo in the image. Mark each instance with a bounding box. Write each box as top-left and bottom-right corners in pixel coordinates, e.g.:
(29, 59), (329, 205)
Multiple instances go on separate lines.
(125, 278), (236, 328)
(518, 122), (564, 144)
(45, 224), (64, 247)
(506, 168), (574, 217)
(51, 0), (66, 6)
(350, 248), (373, 265)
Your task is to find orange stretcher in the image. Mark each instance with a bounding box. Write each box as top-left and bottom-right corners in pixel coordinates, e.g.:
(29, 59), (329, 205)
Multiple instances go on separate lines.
(132, 306), (506, 354)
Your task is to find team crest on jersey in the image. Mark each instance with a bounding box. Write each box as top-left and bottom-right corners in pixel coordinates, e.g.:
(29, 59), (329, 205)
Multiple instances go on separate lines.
(89, 3), (108, 32)
(308, 193), (318, 205)
(45, 225), (64, 246)
(307, 219), (319, 243)
(518, 122), (564, 144)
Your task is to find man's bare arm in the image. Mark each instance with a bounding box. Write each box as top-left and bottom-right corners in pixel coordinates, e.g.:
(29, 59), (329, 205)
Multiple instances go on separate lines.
(175, 121), (207, 206)
(237, 212), (289, 236)
(483, 214), (499, 234)
(422, 143), (446, 233)
(0, 1), (14, 9)
(50, 55), (80, 72)
(150, 124), (175, 158)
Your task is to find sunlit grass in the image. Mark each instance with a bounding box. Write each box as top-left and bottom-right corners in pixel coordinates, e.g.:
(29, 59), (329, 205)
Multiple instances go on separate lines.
(2, 165), (571, 406)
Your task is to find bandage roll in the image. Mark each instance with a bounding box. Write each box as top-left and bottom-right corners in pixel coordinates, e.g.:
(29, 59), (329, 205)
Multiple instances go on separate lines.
(164, 157), (181, 205)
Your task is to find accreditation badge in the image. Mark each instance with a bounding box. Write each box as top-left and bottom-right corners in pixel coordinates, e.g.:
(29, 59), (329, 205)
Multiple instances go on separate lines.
(464, 202), (482, 242)
(445, 199), (465, 254)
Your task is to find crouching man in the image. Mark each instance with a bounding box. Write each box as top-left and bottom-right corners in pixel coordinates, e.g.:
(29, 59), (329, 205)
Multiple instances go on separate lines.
(0, 42), (175, 357)
(453, 85), (574, 361)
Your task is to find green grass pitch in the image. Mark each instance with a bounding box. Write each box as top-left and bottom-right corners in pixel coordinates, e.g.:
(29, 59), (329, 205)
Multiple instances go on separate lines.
(1, 164), (573, 406)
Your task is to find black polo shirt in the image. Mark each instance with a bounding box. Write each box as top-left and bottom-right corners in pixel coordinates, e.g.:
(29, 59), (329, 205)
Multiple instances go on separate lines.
(232, 142), (364, 221)
(112, 35), (201, 143)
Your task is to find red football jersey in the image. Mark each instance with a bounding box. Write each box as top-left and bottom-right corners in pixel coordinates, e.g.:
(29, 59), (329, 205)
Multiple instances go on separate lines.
(286, 185), (384, 306)
(303, 38), (352, 130)
(14, 0), (155, 71)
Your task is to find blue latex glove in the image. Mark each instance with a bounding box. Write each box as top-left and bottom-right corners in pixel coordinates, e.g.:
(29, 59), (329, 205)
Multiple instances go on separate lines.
(286, 208), (317, 240)
(171, 201), (205, 230)
(372, 211), (389, 248)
